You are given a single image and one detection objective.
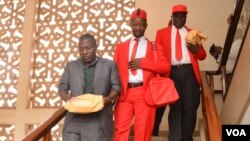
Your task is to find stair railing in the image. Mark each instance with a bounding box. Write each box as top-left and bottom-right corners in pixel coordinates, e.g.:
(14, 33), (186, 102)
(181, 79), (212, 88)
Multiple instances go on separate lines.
(21, 107), (66, 141)
(201, 71), (222, 141)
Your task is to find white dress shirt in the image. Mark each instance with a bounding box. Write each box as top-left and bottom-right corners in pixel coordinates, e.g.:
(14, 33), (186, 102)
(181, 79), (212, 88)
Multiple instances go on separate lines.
(128, 36), (147, 83)
(171, 26), (191, 65)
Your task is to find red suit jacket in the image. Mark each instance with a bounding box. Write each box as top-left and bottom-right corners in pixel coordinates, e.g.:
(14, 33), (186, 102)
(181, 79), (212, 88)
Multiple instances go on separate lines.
(155, 26), (206, 85)
(114, 38), (170, 101)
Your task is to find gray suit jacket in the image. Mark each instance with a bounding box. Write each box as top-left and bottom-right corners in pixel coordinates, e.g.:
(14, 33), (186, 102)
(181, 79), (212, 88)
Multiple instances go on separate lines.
(58, 57), (120, 139)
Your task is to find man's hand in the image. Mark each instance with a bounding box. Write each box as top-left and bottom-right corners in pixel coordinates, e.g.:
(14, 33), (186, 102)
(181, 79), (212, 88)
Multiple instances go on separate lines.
(186, 43), (199, 53)
(128, 58), (142, 70)
(104, 96), (113, 105)
(59, 91), (71, 102)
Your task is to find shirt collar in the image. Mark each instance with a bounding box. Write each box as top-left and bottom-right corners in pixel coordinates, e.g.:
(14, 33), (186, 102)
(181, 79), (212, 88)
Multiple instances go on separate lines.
(172, 26), (186, 31)
(82, 57), (98, 68)
(132, 36), (146, 41)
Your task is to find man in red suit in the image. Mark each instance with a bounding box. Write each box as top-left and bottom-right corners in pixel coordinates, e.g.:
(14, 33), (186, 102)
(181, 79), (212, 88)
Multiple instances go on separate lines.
(153, 4), (207, 141)
(113, 8), (170, 141)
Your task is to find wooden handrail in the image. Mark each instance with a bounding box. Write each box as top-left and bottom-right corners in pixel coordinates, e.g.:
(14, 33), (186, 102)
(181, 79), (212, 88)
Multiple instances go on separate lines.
(21, 107), (67, 141)
(201, 71), (222, 141)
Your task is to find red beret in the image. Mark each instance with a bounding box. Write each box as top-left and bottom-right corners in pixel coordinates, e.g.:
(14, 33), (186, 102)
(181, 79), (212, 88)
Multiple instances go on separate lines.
(172, 4), (188, 14)
(131, 8), (147, 20)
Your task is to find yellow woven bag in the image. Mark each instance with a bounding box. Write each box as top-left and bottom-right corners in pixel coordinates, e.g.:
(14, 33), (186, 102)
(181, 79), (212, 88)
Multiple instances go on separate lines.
(185, 29), (208, 46)
(64, 94), (104, 114)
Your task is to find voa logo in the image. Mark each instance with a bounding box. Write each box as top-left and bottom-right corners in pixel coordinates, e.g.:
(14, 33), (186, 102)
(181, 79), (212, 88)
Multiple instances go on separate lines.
(226, 129), (246, 136)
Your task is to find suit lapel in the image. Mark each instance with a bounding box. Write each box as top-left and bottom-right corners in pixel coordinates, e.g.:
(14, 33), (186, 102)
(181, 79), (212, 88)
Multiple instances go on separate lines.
(124, 40), (130, 63)
(75, 59), (84, 83)
(145, 40), (151, 57)
(118, 40), (130, 92)
(143, 40), (152, 79)
(94, 57), (102, 84)
(124, 40), (131, 85)
(167, 27), (172, 60)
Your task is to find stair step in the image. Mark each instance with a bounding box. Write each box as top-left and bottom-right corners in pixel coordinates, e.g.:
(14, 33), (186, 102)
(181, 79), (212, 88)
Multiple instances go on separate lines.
(128, 135), (200, 141)
(151, 136), (167, 141)
(128, 136), (167, 141)
(128, 127), (201, 141)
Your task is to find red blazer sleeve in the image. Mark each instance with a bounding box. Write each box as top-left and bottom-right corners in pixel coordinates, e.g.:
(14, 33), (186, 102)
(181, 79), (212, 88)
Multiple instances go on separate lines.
(192, 45), (206, 60)
(155, 31), (164, 47)
(139, 42), (170, 75)
(113, 45), (119, 64)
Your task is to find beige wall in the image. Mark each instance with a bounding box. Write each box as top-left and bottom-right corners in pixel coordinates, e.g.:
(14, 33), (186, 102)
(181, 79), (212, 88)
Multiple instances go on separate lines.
(3, 1), (248, 139)
(135, 0), (234, 71)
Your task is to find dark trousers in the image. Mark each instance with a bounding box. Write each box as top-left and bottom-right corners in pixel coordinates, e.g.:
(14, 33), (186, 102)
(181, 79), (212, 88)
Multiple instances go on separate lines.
(152, 106), (166, 136)
(168, 65), (200, 141)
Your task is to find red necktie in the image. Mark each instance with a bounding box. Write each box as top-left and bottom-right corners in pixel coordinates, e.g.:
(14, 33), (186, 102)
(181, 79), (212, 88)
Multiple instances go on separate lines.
(176, 29), (182, 61)
(131, 38), (139, 75)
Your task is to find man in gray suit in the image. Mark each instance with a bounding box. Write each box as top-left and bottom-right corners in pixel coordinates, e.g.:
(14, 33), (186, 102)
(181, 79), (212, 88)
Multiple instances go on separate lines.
(58, 33), (120, 141)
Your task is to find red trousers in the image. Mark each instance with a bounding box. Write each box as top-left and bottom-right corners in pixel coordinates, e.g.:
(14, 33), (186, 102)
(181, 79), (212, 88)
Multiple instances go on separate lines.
(113, 86), (155, 141)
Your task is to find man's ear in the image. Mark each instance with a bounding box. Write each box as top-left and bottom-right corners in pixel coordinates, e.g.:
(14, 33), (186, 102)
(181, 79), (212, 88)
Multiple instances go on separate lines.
(129, 20), (132, 26)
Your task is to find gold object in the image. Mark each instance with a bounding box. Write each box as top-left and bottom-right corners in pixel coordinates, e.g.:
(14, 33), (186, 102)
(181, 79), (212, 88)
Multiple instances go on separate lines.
(185, 29), (208, 46)
(64, 94), (104, 114)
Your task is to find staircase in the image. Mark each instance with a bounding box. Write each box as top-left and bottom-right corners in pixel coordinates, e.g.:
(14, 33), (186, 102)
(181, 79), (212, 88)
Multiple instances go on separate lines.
(21, 71), (224, 141)
(128, 129), (202, 141)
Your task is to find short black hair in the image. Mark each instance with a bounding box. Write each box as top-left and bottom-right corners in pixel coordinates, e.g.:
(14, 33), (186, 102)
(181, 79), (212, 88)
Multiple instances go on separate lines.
(209, 43), (220, 60)
(79, 33), (97, 46)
